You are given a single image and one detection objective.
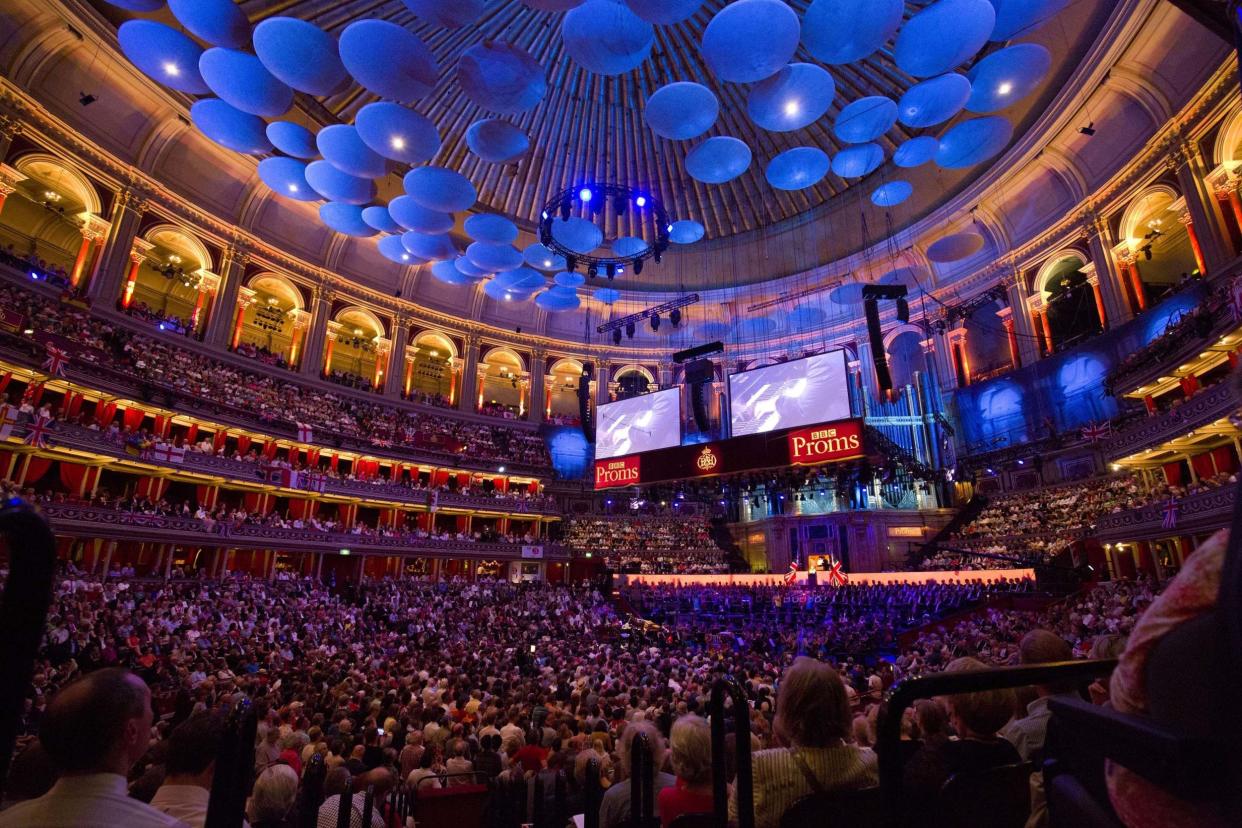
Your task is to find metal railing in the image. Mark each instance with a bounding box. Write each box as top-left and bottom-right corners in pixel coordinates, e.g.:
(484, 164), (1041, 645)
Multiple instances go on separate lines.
(710, 676), (754, 828)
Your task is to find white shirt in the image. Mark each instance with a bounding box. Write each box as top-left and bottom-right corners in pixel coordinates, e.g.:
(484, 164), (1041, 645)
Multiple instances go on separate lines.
(0, 773), (188, 828)
(149, 784), (242, 828)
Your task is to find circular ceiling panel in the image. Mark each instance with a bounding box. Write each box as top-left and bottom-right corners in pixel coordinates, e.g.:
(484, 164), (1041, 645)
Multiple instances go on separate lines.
(304, 160), (375, 204)
(317, 124), (389, 179)
(936, 115), (1013, 168)
(829, 282), (864, 305)
(966, 43), (1052, 113)
(495, 267), (548, 293)
(551, 217), (604, 254)
(252, 17), (347, 97)
(402, 232), (458, 261)
(484, 279), (534, 302)
(338, 20), (437, 105)
(118, 21), (210, 95)
(319, 203), (378, 237)
(645, 82), (719, 141)
(525, 243), (568, 271)
(747, 63), (835, 133)
(466, 119), (530, 163)
(898, 73), (972, 128)
(894, 0), (996, 78)
(355, 102), (441, 165)
(199, 48), (292, 118)
(191, 98), (272, 155)
(701, 0), (801, 83)
(831, 143), (884, 178)
(431, 259), (473, 286)
(625, 0), (701, 24)
(457, 41), (547, 114)
(871, 180), (913, 207)
(257, 157), (316, 200)
(685, 136), (752, 184)
(455, 256), (492, 278)
(403, 166), (477, 213)
(402, 0), (484, 28)
(388, 195), (454, 234)
(361, 205), (402, 234)
(766, 147), (831, 191)
(989, 0), (1069, 41)
(787, 305), (827, 328)
(466, 242), (525, 272)
(802, 0), (903, 64)
(594, 288), (621, 304)
(465, 214), (519, 244)
(168, 0), (249, 49)
(927, 231), (985, 262)
(378, 234), (416, 264)
(669, 220), (705, 244)
(834, 96), (898, 143)
(106, 0), (163, 10)
(554, 270), (585, 287)
(612, 236), (647, 257)
(562, 0), (654, 77)
(736, 316), (777, 339)
(536, 286), (581, 312)
(266, 121), (317, 158)
(893, 135), (939, 168)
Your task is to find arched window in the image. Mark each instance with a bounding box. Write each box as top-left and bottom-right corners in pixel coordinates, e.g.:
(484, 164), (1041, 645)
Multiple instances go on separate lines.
(328, 307), (386, 385)
(408, 331), (457, 402)
(1037, 252), (1101, 351)
(237, 273), (305, 364)
(1, 155), (102, 275)
(1120, 187), (1200, 302)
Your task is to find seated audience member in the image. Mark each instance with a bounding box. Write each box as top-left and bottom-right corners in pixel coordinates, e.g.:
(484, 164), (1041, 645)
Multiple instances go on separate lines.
(2, 741), (57, 806)
(1000, 630), (1076, 763)
(406, 750), (441, 791)
(1107, 528), (1231, 828)
(0, 668), (185, 827)
(249, 764), (298, 828)
(444, 739), (474, 785)
(658, 715), (714, 827)
(149, 712), (229, 828)
(599, 721), (675, 828)
(903, 657), (1021, 813)
(733, 657), (878, 828)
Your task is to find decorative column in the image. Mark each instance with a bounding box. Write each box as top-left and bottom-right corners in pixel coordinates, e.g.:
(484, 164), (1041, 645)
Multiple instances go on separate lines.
(1175, 205), (1208, 276)
(1084, 268), (1108, 331)
(447, 356), (462, 406)
(1083, 214), (1129, 327)
(189, 270), (219, 335)
(229, 286), (257, 350)
(1219, 172), (1242, 240)
(995, 307), (1020, 369)
(458, 335), (480, 412)
(72, 215), (110, 291)
(946, 325), (969, 386)
(86, 187), (144, 300)
(530, 349), (547, 422)
(286, 308), (311, 369)
(1002, 273), (1038, 368)
(385, 318), (410, 400)
(322, 321), (342, 377)
(518, 372), (531, 418)
(0, 163), (27, 215)
(1026, 295), (1052, 356)
(372, 337), (391, 391)
(298, 286), (333, 378)
(120, 238), (155, 309)
(1115, 247), (1146, 313)
(1168, 138), (1230, 273)
(203, 244), (248, 345)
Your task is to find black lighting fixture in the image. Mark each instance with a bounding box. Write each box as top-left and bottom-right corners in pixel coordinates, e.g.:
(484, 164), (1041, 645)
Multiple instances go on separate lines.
(78, 91), (97, 106)
(669, 308), (682, 328)
(558, 197), (572, 221)
(612, 328), (622, 345)
(565, 254), (577, 272)
(1079, 122), (1096, 136)
(613, 193), (627, 216)
(650, 313), (660, 332)
(633, 257), (643, 275)
(587, 264), (598, 279)
(1140, 243), (1153, 261)
(605, 263), (616, 279)
(538, 182), (672, 284)
(625, 321), (635, 339)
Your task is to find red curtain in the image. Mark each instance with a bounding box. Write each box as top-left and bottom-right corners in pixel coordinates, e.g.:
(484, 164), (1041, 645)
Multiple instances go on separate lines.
(236, 435), (252, 455)
(1179, 376), (1201, 398)
(1163, 461), (1184, 486)
(134, 476), (169, 500)
(433, 469), (449, 487)
(21, 456), (52, 486)
(184, 424), (198, 445)
(306, 447), (320, 466)
(263, 441), (278, 460)
(122, 408), (144, 431)
(1191, 452), (1215, 481)
(213, 431), (227, 453)
(329, 453), (339, 471)
(95, 401), (117, 427)
(1211, 445), (1239, 475)
(0, 372), (10, 397)
(59, 461), (88, 496)
(1143, 395), (1156, 415)
(288, 499), (310, 520)
(196, 485), (218, 509)
(24, 383), (44, 408)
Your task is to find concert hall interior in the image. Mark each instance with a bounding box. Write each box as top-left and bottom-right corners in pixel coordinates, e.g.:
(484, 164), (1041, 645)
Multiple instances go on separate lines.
(0, 1), (1238, 827)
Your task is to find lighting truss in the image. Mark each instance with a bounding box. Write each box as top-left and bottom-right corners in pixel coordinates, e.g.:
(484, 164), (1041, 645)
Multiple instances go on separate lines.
(596, 294), (700, 334)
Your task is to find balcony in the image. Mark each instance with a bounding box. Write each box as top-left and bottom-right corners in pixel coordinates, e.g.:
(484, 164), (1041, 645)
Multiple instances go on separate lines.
(40, 503), (570, 559)
(1093, 484), (1235, 543)
(1102, 380), (1240, 460)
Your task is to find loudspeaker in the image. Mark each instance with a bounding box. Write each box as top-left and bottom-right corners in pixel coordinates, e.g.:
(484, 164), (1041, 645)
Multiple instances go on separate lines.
(673, 341), (724, 363)
(684, 358), (714, 384)
(806, 571), (817, 587)
(865, 297), (893, 394)
(578, 368), (595, 442)
(690, 381), (711, 432)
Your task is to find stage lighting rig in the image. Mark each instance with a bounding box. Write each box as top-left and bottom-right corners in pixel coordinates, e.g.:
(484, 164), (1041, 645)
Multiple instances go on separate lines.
(539, 183), (672, 283)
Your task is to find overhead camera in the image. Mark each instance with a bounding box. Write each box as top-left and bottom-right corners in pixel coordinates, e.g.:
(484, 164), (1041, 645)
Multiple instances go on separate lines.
(1079, 122), (1096, 136)
(78, 92), (97, 106)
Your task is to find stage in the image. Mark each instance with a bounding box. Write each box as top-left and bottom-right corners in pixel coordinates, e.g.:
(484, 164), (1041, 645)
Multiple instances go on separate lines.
(616, 569), (1035, 588)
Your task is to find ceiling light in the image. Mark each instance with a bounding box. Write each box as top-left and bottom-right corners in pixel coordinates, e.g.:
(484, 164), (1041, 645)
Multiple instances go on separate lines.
(391, 135), (406, 150)
(579, 187), (593, 202)
(401, 253), (410, 261)
(784, 100), (800, 117)
(997, 81), (1013, 96)
(287, 183), (299, 192)
(544, 259), (553, 267)
(504, 292), (512, 301)
(635, 195), (647, 208)
(163, 61), (180, 77)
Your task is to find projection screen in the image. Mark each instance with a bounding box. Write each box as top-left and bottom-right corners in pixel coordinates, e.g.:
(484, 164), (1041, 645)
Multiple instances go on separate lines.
(728, 350), (851, 437)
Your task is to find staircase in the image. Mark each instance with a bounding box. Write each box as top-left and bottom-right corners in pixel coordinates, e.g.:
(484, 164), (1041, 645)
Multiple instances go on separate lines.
(907, 494), (990, 569)
(708, 517), (750, 573)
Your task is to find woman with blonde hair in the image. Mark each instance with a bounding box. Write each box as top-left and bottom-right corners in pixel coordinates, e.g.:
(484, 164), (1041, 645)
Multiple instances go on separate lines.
(658, 715), (714, 827)
(731, 657), (878, 828)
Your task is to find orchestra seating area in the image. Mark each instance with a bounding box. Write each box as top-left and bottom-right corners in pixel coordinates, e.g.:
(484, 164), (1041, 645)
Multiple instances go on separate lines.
(561, 515), (729, 574)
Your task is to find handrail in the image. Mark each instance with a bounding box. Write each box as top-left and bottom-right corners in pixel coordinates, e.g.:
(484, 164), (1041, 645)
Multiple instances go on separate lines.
(297, 753), (327, 828)
(875, 659), (1117, 823)
(0, 500), (57, 799)
(583, 757), (603, 828)
(710, 676), (754, 828)
(204, 696), (257, 828)
(630, 731), (656, 828)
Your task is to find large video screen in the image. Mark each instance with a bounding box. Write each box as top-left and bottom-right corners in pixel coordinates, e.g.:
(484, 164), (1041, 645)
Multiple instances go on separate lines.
(728, 350), (851, 437)
(595, 387), (682, 460)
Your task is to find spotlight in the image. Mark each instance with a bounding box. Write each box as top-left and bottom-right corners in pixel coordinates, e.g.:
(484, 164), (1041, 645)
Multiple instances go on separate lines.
(650, 314), (660, 332)
(579, 187), (593, 203)
(654, 249), (663, 264)
(670, 308), (681, 328)
(587, 265), (598, 279)
(541, 210), (549, 220)
(633, 257), (643, 275)
(612, 328), (622, 345)
(625, 322), (635, 339)
(635, 195), (647, 208)
(78, 92), (97, 106)
(605, 263), (616, 279)
(559, 198), (572, 221)
(1079, 122), (1096, 136)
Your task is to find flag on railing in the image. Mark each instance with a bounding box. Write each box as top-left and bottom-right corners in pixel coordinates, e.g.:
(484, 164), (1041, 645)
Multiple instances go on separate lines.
(371, 437), (393, 448)
(784, 557), (798, 586)
(144, 442), (186, 464)
(296, 422), (313, 443)
(1081, 421), (1112, 443)
(825, 555), (849, 587)
(263, 467), (299, 489)
(0, 403), (17, 441)
(300, 472), (328, 494)
(1162, 497), (1180, 530)
(42, 343), (70, 377)
(23, 415), (51, 448)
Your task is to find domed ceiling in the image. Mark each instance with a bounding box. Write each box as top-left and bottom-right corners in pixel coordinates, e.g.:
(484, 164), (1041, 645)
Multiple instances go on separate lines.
(92, 0), (1107, 293)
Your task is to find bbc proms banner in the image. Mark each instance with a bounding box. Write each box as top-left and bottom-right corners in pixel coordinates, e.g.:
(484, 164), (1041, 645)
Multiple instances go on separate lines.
(594, 417), (865, 489)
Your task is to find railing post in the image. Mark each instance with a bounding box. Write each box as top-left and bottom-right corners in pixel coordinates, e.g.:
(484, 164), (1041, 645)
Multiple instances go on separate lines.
(584, 757), (602, 828)
(298, 753), (326, 828)
(710, 676), (754, 828)
(205, 696), (254, 828)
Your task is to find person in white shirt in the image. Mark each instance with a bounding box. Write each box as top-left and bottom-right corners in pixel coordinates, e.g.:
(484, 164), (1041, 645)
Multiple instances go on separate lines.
(0, 667), (186, 827)
(149, 711), (241, 828)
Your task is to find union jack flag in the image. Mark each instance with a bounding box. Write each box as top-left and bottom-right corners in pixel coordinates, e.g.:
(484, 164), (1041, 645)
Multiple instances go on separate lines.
(296, 422), (313, 443)
(371, 437), (393, 448)
(784, 557), (798, 586)
(42, 343), (70, 377)
(1162, 497), (1180, 530)
(1081, 421), (1112, 443)
(23, 415), (51, 448)
(825, 555), (849, 588)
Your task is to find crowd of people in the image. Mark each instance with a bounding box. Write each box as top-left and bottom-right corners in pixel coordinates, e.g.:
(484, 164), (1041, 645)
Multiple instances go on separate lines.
(562, 515), (729, 574)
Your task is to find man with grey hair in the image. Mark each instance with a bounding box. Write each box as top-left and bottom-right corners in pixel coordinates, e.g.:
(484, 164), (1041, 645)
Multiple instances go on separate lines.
(598, 720), (675, 828)
(1000, 629), (1076, 763)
